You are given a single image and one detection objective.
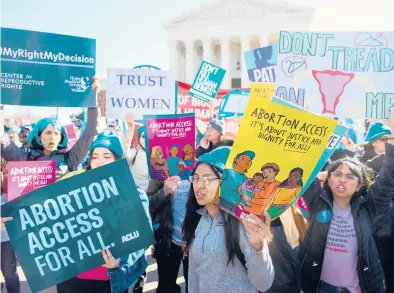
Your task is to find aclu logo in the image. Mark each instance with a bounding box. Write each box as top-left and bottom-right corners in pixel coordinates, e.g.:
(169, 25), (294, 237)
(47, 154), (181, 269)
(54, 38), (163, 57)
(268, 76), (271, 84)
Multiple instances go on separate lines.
(122, 231), (140, 243)
(64, 76), (89, 93)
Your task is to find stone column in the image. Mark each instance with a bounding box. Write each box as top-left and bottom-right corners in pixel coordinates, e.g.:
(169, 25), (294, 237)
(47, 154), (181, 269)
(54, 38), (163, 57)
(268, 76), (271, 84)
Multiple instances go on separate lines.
(168, 40), (179, 80)
(203, 39), (213, 63)
(220, 37), (231, 88)
(240, 36), (251, 88)
(185, 40), (195, 83)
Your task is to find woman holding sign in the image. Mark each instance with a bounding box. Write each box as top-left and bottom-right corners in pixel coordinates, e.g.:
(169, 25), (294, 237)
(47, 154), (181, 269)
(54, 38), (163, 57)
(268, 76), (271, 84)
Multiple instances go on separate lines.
(56, 130), (151, 293)
(299, 142), (394, 293)
(183, 146), (274, 293)
(0, 78), (100, 179)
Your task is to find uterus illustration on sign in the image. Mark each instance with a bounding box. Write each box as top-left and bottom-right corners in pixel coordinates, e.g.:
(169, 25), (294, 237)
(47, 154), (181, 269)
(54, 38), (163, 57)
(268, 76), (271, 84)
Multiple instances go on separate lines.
(312, 70), (355, 115)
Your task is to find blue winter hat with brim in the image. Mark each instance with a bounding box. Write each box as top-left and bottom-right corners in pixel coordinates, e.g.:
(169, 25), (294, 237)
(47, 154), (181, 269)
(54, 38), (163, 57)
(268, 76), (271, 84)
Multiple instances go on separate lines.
(90, 131), (123, 158)
(7, 126), (21, 135)
(197, 146), (231, 173)
(365, 122), (392, 143)
(28, 118), (68, 148)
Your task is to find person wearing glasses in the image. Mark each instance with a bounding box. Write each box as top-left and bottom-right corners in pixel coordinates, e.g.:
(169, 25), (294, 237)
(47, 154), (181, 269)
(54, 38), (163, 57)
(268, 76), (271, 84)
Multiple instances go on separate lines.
(359, 121), (392, 164)
(299, 141), (394, 293)
(183, 146), (274, 293)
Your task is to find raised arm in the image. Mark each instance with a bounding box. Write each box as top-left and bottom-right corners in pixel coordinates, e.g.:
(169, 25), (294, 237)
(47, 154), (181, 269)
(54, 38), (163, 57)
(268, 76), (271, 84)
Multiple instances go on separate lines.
(367, 143), (394, 235)
(239, 226), (274, 292)
(0, 106), (28, 161)
(66, 107), (99, 170)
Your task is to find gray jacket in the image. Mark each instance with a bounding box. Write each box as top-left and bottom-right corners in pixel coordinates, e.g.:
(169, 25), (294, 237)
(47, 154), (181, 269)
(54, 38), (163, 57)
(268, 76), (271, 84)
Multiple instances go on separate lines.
(1, 108), (99, 179)
(188, 208), (274, 293)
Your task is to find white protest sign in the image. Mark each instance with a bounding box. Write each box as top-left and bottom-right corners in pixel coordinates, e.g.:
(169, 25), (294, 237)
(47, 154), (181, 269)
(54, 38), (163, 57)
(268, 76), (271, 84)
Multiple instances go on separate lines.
(106, 68), (176, 119)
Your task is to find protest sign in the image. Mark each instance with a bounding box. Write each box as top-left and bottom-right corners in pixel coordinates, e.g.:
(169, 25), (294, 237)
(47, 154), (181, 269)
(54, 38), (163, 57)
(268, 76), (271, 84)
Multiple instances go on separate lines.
(250, 82), (276, 100)
(144, 113), (196, 181)
(64, 124), (78, 150)
(276, 31), (394, 119)
(244, 44), (278, 82)
(177, 81), (225, 122)
(1, 28), (96, 107)
(1, 159), (154, 292)
(218, 89), (250, 119)
(6, 161), (56, 202)
(217, 97), (337, 220)
(223, 117), (239, 139)
(189, 61), (226, 102)
(106, 68), (176, 119)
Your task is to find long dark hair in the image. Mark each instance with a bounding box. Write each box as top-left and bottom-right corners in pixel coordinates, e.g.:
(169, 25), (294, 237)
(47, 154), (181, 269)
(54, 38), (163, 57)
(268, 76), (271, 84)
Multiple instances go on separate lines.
(182, 162), (244, 266)
(323, 158), (373, 197)
(86, 149), (120, 170)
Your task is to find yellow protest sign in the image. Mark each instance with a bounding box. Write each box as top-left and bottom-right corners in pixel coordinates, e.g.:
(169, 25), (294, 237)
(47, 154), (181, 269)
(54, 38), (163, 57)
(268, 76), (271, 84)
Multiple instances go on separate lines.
(250, 82), (275, 99)
(218, 97), (338, 220)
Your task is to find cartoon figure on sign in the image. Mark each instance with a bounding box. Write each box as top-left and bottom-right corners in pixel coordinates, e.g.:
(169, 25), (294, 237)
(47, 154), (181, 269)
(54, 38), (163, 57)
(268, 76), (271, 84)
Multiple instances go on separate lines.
(150, 146), (169, 180)
(219, 150), (255, 213)
(179, 144), (196, 180)
(167, 144), (181, 176)
(268, 167), (304, 217)
(242, 163), (281, 216)
(238, 173), (264, 208)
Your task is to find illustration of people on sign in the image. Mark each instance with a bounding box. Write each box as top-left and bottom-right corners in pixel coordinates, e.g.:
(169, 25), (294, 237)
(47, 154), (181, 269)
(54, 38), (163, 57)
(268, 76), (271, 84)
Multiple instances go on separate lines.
(238, 173), (264, 208)
(179, 144), (196, 180)
(150, 146), (170, 180)
(218, 150), (255, 213)
(241, 163), (281, 216)
(167, 144), (182, 176)
(268, 167), (304, 216)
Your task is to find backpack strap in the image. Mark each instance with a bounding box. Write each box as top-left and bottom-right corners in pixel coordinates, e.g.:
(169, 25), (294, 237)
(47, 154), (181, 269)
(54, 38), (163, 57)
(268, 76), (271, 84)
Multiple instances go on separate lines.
(131, 148), (139, 166)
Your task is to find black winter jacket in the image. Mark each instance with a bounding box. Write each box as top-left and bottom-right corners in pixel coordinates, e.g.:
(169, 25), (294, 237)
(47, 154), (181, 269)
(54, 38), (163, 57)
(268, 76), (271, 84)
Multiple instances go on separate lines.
(146, 179), (175, 253)
(196, 139), (234, 158)
(299, 143), (394, 293)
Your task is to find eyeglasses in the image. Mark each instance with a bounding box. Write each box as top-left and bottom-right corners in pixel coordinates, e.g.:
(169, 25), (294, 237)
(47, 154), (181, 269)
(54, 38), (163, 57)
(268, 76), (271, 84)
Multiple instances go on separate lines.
(331, 171), (359, 182)
(189, 175), (220, 185)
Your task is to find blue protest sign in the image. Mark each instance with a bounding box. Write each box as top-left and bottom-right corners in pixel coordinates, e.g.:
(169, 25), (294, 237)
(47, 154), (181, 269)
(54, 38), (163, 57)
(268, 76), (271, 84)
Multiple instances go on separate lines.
(244, 44), (278, 82)
(1, 28), (96, 107)
(218, 89), (250, 119)
(189, 60), (226, 102)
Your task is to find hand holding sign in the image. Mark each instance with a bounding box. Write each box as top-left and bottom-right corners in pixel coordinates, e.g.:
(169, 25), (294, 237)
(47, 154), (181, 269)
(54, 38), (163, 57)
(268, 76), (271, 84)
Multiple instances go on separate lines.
(164, 176), (181, 196)
(91, 76), (100, 107)
(1, 217), (13, 234)
(101, 249), (120, 269)
(242, 213), (272, 252)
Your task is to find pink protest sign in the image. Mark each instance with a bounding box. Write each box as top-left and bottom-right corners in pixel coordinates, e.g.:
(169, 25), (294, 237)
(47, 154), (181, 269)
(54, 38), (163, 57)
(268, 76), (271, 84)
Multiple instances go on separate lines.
(144, 113), (196, 182)
(6, 161), (56, 201)
(64, 124), (78, 150)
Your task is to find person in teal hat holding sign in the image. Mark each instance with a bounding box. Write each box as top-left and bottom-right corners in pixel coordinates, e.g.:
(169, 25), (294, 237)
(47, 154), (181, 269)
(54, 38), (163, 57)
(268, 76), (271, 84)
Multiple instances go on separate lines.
(183, 146), (274, 293)
(54, 130), (151, 293)
(359, 121), (393, 164)
(0, 78), (101, 179)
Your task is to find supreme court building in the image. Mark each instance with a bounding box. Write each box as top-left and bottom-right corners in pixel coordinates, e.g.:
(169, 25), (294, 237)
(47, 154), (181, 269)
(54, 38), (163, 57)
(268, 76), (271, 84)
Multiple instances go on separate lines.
(164, 0), (314, 88)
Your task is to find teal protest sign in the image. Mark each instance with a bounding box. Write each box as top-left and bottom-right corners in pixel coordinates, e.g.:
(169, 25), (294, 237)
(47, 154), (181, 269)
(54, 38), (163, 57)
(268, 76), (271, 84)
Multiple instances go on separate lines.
(1, 28), (96, 107)
(189, 60), (226, 102)
(1, 159), (154, 292)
